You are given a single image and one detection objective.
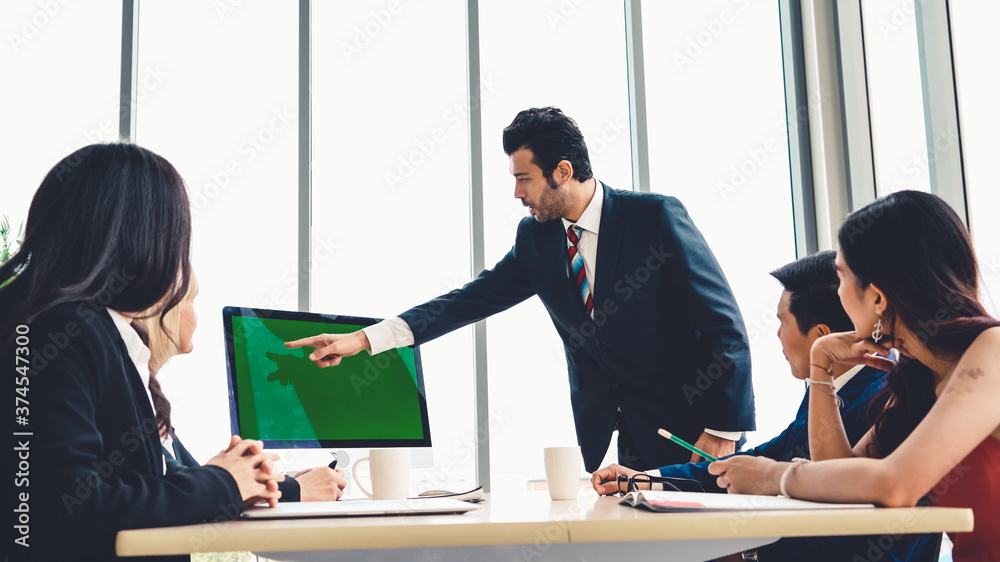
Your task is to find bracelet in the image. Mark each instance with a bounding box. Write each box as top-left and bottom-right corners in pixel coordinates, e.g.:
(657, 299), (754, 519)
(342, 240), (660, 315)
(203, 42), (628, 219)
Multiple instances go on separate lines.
(809, 363), (834, 376)
(780, 458), (811, 498)
(807, 378), (843, 407)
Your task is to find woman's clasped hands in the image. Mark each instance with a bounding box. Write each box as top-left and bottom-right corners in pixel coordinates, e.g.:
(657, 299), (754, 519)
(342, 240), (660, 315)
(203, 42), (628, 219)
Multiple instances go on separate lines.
(207, 435), (285, 507)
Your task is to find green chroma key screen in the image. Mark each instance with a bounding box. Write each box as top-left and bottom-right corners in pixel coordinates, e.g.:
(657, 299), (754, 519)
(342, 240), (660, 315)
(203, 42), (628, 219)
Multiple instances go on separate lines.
(223, 307), (431, 448)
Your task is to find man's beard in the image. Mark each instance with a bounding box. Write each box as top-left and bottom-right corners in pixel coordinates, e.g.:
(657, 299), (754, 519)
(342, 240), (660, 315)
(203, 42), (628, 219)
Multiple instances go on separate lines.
(531, 177), (569, 222)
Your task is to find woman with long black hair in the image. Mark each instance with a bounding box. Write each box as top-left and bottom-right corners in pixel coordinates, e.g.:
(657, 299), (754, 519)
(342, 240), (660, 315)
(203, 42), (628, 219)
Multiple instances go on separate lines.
(1, 143), (282, 561)
(709, 190), (1000, 560)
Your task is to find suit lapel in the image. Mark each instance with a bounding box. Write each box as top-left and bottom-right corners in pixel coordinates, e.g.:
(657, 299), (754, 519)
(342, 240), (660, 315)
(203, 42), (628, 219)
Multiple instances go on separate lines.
(593, 183), (622, 305)
(126, 361), (162, 474)
(100, 308), (162, 475)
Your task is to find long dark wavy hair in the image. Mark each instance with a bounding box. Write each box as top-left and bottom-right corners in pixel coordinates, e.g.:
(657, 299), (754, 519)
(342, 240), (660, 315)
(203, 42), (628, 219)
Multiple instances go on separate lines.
(0, 143), (192, 350)
(838, 190), (999, 457)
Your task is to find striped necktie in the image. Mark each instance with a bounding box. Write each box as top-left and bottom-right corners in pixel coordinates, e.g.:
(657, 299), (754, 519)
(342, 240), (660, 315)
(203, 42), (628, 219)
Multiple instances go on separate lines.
(566, 225), (594, 315)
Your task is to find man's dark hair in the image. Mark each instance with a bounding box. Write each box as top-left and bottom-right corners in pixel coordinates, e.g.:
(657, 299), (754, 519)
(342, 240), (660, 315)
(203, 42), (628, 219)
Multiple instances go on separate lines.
(502, 107), (593, 184)
(769, 250), (852, 334)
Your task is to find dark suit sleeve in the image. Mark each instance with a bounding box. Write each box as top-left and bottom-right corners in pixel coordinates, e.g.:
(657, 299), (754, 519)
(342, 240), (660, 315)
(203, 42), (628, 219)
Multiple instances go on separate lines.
(278, 476), (301, 502)
(659, 197), (754, 431)
(656, 447), (775, 494)
(655, 392), (801, 490)
(32, 308), (245, 540)
(840, 373), (888, 446)
(400, 232), (535, 345)
(744, 419), (800, 461)
(656, 458), (727, 493)
(653, 437), (793, 494)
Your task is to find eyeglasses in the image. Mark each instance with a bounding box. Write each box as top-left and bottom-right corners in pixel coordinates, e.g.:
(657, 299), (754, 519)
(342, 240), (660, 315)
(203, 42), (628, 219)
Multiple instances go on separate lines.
(615, 473), (706, 496)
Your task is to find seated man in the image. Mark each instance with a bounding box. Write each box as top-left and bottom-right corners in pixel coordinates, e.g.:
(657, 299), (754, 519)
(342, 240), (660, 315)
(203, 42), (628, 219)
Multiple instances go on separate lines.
(592, 251), (933, 561)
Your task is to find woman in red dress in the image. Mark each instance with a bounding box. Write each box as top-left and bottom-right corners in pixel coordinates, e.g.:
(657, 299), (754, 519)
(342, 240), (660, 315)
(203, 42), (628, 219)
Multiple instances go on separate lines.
(710, 190), (1000, 561)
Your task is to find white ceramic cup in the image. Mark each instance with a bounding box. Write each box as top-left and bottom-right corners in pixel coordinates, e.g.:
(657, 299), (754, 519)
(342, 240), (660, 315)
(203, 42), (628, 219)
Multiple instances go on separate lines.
(351, 449), (411, 500)
(544, 446), (582, 501)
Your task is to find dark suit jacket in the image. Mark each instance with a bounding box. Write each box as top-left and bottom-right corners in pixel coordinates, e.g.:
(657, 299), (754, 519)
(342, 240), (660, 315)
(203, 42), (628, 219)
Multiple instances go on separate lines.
(657, 367), (932, 561)
(13, 303), (244, 561)
(164, 432), (302, 502)
(399, 183), (754, 471)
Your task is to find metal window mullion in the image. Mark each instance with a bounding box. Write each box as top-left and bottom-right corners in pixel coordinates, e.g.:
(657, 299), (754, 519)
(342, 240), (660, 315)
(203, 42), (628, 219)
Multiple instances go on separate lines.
(914, 0), (968, 226)
(832, 0), (877, 212)
(119, 0), (139, 141)
(778, 0), (818, 257)
(799, 0), (850, 251)
(298, 0), (312, 312)
(465, 0), (490, 493)
(624, 0), (649, 193)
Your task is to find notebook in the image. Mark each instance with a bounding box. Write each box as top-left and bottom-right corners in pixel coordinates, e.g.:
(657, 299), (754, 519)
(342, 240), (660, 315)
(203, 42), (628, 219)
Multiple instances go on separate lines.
(620, 490), (873, 512)
(241, 498), (481, 519)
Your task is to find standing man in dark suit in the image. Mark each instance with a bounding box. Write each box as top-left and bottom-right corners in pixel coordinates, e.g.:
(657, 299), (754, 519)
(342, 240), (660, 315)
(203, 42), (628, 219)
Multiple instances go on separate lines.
(288, 107), (754, 472)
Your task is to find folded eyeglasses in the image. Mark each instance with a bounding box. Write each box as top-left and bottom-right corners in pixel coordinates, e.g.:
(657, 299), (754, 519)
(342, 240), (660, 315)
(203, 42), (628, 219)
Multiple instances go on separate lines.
(614, 473), (706, 496)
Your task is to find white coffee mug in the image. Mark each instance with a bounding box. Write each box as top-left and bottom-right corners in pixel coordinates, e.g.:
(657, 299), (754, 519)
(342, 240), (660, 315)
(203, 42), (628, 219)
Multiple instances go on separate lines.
(544, 446), (582, 501)
(351, 448), (410, 500)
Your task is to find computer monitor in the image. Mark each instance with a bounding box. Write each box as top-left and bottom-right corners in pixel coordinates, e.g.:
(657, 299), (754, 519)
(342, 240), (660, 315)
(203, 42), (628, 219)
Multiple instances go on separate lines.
(222, 307), (432, 449)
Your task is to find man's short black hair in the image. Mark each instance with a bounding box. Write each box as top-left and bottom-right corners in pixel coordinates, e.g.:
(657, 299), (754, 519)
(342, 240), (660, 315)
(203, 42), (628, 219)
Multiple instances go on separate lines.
(769, 250), (853, 334)
(502, 107), (593, 183)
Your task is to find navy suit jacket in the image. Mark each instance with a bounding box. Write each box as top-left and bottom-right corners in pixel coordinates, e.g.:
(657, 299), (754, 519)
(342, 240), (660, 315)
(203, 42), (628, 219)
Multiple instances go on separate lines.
(399, 183), (754, 471)
(657, 367), (932, 561)
(11, 303), (245, 561)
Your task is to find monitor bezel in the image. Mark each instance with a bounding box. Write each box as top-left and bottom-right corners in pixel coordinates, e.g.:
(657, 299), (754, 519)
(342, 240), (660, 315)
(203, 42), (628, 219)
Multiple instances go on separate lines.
(223, 306), (432, 449)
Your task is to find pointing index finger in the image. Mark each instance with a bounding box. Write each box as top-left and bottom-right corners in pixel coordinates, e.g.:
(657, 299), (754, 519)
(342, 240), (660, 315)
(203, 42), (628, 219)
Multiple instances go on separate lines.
(285, 335), (325, 349)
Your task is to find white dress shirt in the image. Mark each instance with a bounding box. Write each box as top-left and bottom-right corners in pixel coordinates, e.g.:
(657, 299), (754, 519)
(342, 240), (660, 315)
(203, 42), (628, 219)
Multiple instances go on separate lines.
(107, 308), (165, 474)
(363, 179), (738, 441)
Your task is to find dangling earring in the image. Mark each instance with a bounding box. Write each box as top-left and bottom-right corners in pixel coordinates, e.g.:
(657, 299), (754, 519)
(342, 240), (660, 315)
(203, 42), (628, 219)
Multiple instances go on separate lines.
(872, 314), (884, 343)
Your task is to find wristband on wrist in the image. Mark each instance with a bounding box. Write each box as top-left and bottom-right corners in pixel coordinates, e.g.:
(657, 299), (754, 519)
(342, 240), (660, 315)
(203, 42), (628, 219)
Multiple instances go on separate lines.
(779, 458), (811, 498)
(807, 378), (843, 407)
(809, 363), (835, 377)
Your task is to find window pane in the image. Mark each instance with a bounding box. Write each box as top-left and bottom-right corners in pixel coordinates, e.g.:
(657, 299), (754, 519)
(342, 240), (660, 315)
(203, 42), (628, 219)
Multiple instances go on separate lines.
(950, 1), (1000, 317)
(135, 1), (299, 462)
(311, 0), (477, 493)
(479, 0), (633, 488)
(861, 0), (932, 195)
(642, 0), (796, 448)
(0, 1), (121, 236)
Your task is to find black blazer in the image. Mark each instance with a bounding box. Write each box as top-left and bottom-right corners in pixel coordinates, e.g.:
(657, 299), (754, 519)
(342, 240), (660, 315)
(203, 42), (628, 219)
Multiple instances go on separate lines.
(12, 303), (244, 561)
(400, 184), (754, 471)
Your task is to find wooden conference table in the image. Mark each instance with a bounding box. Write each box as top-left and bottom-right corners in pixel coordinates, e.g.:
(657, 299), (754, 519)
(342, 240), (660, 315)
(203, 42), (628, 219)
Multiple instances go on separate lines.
(116, 490), (973, 561)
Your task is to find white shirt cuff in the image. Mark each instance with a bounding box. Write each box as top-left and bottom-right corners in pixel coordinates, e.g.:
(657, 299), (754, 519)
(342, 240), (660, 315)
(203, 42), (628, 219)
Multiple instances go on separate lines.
(644, 468), (664, 490)
(703, 429), (742, 441)
(362, 317), (415, 356)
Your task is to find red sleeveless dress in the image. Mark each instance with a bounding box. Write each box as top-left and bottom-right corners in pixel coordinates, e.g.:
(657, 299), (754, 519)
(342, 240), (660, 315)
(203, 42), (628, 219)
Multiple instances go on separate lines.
(929, 436), (1000, 561)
